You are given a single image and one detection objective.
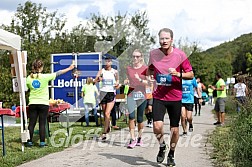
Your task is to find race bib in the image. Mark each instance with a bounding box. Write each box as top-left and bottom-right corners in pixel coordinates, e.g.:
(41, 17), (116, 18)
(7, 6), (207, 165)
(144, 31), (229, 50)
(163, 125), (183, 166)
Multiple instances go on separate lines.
(102, 79), (113, 86)
(156, 74), (172, 86)
(182, 86), (190, 94)
(146, 87), (152, 94)
(133, 91), (145, 100)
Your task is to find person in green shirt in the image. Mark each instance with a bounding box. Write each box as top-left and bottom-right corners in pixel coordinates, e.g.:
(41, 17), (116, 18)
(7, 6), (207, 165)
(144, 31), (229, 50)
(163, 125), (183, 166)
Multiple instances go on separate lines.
(81, 77), (99, 127)
(26, 59), (74, 147)
(210, 72), (226, 126)
(207, 85), (214, 105)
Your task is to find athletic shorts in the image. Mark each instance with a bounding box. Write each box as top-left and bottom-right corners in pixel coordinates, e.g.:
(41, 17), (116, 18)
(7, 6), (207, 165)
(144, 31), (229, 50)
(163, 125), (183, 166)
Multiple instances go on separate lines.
(152, 98), (182, 127)
(182, 103), (194, 111)
(214, 97), (226, 112)
(100, 91), (115, 104)
(146, 98), (153, 107)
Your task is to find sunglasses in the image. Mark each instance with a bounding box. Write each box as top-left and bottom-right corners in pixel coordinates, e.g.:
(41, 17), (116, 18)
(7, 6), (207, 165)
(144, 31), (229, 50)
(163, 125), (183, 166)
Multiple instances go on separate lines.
(132, 56), (141, 58)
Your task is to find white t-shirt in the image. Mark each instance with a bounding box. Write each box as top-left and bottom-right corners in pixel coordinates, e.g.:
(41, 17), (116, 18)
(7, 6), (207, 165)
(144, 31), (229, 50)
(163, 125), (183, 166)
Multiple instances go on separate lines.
(194, 82), (202, 98)
(234, 83), (246, 97)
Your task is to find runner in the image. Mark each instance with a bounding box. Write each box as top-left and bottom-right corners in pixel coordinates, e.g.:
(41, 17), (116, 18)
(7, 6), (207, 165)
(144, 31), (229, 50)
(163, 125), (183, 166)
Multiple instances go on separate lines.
(124, 49), (148, 149)
(94, 55), (119, 140)
(181, 77), (201, 136)
(146, 28), (194, 166)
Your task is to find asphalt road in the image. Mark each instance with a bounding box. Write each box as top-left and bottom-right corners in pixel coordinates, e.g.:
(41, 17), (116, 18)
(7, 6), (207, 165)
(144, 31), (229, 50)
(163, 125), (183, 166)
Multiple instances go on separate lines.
(18, 104), (216, 167)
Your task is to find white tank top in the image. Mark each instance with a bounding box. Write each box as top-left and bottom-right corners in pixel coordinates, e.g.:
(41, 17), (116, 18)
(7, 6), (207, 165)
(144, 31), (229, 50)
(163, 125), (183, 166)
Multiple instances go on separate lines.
(100, 68), (116, 92)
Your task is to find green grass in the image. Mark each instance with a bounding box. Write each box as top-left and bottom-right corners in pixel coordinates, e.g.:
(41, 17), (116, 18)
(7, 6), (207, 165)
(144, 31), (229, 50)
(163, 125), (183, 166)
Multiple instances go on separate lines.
(0, 115), (129, 167)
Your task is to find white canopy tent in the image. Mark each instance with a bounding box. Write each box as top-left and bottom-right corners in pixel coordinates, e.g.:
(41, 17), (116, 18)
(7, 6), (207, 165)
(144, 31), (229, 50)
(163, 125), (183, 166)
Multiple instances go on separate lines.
(0, 29), (21, 50)
(0, 29), (29, 152)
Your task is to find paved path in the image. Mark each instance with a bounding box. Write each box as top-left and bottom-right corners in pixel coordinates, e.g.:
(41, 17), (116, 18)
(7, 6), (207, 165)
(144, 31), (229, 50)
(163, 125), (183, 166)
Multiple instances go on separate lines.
(19, 104), (216, 167)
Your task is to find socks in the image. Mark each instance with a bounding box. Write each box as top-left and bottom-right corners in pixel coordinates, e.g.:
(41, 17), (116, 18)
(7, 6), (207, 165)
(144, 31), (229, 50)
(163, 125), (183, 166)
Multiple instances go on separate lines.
(168, 149), (174, 157)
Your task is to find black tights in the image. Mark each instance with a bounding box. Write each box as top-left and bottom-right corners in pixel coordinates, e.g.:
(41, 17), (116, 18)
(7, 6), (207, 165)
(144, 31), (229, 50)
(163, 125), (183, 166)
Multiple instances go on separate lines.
(28, 104), (49, 143)
(194, 97), (201, 115)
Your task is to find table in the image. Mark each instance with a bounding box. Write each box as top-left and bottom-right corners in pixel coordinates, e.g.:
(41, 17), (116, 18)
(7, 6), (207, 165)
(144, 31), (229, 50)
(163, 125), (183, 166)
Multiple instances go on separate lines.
(0, 108), (16, 156)
(48, 103), (71, 135)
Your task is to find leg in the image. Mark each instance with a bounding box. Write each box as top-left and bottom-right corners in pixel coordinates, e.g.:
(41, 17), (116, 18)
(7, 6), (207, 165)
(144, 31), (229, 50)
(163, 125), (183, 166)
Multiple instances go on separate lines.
(136, 100), (147, 138)
(219, 98), (226, 125)
(92, 104), (99, 126)
(167, 101), (181, 167)
(38, 105), (49, 143)
(110, 105), (116, 126)
(198, 99), (201, 116)
(186, 105), (193, 132)
(28, 105), (39, 143)
(181, 106), (187, 133)
(152, 99), (167, 163)
(194, 96), (198, 115)
(84, 104), (90, 126)
(103, 101), (114, 134)
(213, 98), (221, 125)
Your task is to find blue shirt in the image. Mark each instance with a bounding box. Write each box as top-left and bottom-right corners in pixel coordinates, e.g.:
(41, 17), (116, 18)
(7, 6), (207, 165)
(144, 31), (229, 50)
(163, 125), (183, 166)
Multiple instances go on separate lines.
(182, 78), (198, 103)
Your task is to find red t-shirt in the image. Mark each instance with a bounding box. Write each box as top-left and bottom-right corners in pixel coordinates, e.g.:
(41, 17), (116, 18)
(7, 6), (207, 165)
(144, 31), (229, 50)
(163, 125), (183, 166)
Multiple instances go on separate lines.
(148, 47), (192, 101)
(126, 65), (147, 95)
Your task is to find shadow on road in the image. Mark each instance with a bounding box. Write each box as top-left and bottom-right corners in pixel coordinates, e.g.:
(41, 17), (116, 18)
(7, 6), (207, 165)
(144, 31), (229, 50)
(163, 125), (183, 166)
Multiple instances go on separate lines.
(99, 153), (161, 166)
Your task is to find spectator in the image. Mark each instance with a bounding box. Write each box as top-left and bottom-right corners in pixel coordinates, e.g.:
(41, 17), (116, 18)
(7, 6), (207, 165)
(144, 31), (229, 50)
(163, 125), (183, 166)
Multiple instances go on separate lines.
(81, 77), (99, 127)
(208, 85), (214, 105)
(233, 76), (248, 112)
(26, 59), (74, 147)
(211, 72), (227, 126)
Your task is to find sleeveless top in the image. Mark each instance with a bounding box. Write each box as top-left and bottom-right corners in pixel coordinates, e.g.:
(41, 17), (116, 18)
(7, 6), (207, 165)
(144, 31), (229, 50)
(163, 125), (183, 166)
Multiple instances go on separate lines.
(100, 68), (116, 92)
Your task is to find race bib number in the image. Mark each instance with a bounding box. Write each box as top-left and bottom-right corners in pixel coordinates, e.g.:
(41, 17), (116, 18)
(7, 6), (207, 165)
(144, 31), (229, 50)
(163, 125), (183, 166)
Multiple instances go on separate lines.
(102, 79), (113, 86)
(133, 91), (145, 100)
(182, 86), (190, 94)
(146, 87), (152, 94)
(156, 74), (172, 86)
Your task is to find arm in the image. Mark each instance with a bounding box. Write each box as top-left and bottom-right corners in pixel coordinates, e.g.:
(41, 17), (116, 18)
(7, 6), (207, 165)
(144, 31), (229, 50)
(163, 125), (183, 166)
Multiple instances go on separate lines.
(233, 87), (237, 96)
(196, 86), (202, 99)
(245, 86), (248, 96)
(94, 69), (103, 83)
(81, 91), (85, 98)
(134, 73), (149, 85)
(56, 64), (75, 76)
(114, 70), (120, 86)
(169, 69), (194, 80)
(94, 86), (99, 97)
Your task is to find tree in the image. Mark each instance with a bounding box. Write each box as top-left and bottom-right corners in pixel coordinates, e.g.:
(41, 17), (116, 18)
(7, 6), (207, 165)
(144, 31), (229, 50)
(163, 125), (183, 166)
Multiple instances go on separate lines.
(83, 11), (155, 82)
(0, 1), (67, 106)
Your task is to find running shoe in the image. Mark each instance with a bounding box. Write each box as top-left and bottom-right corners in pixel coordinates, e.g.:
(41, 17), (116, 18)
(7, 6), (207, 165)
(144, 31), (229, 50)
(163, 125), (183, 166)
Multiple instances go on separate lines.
(26, 141), (33, 147)
(127, 139), (137, 149)
(100, 133), (107, 141)
(148, 122), (153, 128)
(189, 124), (193, 132)
(213, 121), (221, 125)
(136, 137), (143, 146)
(182, 132), (187, 137)
(39, 142), (48, 148)
(156, 144), (167, 163)
(167, 155), (176, 167)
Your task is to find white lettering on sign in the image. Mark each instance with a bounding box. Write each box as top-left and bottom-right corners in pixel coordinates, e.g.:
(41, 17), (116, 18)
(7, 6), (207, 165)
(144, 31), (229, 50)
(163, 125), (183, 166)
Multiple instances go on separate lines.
(57, 79), (86, 88)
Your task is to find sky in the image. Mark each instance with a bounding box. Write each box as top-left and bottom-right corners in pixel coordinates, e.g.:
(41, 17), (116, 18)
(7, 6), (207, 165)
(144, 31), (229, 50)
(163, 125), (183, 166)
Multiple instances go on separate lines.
(1, 0), (252, 50)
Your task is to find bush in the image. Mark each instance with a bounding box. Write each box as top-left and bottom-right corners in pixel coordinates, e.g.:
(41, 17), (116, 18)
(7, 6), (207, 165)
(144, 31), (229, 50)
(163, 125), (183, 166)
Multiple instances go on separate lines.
(230, 99), (252, 167)
(210, 97), (252, 167)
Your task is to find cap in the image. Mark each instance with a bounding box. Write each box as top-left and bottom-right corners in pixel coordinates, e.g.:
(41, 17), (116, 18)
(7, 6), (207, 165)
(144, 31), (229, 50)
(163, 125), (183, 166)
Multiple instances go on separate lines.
(103, 54), (116, 60)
